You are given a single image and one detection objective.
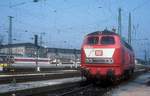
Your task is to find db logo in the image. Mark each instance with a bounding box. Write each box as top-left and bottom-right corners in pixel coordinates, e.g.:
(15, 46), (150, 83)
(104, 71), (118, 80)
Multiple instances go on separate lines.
(95, 50), (103, 56)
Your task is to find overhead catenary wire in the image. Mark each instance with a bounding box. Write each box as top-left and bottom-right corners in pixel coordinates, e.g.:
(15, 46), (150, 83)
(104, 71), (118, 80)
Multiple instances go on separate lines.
(1, 0), (148, 50)
(132, 0), (150, 12)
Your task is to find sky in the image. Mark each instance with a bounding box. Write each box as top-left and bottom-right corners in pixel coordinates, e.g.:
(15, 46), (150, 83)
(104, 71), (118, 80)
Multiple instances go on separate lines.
(0, 0), (150, 59)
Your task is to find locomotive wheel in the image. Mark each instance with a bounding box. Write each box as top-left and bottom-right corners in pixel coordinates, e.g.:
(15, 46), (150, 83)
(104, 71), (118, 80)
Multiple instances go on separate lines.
(123, 69), (132, 80)
(86, 77), (93, 82)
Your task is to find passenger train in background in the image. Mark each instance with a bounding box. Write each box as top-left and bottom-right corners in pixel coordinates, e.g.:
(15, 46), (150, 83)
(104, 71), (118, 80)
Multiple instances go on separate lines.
(80, 30), (135, 82)
(0, 55), (77, 71)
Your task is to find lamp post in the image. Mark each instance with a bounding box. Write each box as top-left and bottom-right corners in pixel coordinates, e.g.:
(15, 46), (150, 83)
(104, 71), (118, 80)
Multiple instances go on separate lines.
(34, 35), (40, 72)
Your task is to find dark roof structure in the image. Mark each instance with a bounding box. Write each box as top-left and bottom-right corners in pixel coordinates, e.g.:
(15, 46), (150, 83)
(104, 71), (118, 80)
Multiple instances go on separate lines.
(0, 43), (35, 48)
(0, 43), (44, 48)
(47, 48), (80, 54)
(0, 43), (81, 54)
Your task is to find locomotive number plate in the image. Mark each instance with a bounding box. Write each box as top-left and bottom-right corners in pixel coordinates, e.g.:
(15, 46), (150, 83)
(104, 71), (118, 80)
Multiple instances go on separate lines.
(95, 50), (103, 56)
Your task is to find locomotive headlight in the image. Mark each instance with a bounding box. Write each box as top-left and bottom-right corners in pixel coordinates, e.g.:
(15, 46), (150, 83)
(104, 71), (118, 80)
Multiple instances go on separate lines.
(107, 58), (113, 64)
(86, 58), (113, 64)
(86, 58), (93, 63)
(86, 58), (89, 63)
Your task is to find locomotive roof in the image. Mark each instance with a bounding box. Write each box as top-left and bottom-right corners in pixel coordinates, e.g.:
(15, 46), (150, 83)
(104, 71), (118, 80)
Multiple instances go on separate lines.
(87, 30), (119, 36)
(86, 30), (133, 51)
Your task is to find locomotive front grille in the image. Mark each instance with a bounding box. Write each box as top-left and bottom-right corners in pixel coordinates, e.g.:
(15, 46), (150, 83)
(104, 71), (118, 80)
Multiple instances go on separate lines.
(86, 58), (113, 64)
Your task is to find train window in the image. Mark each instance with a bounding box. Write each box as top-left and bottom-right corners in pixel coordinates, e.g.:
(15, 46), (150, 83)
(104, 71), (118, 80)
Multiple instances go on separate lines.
(87, 37), (99, 45)
(101, 36), (115, 45)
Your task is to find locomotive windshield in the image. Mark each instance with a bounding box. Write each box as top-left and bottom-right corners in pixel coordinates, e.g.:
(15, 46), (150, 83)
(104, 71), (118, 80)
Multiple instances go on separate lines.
(87, 37), (99, 45)
(101, 36), (115, 45)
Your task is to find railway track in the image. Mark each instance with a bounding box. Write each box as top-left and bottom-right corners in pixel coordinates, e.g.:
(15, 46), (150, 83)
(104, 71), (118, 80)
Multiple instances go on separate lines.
(0, 70), (80, 84)
(34, 80), (116, 96)
(58, 84), (92, 96)
(33, 67), (149, 96)
(31, 80), (93, 96)
(0, 65), (149, 96)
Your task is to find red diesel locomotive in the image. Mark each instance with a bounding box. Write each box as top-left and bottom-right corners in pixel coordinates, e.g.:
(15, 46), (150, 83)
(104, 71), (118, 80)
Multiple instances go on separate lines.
(80, 30), (135, 81)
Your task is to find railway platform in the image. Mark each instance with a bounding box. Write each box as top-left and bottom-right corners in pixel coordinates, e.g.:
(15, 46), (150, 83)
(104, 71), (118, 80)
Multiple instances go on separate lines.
(112, 72), (150, 96)
(0, 77), (84, 96)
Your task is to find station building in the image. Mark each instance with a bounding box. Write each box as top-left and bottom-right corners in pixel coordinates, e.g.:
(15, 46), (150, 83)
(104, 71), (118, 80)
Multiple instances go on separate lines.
(0, 43), (46, 57)
(47, 48), (80, 63)
(0, 43), (81, 62)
